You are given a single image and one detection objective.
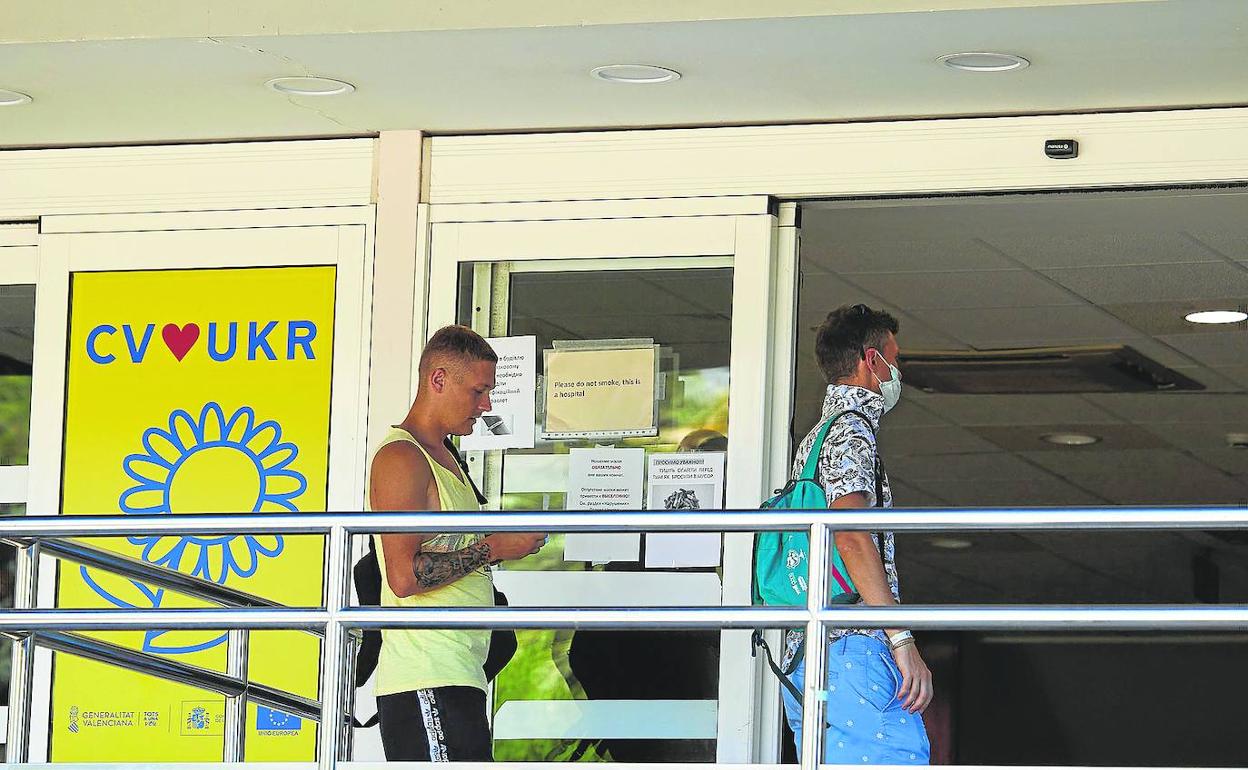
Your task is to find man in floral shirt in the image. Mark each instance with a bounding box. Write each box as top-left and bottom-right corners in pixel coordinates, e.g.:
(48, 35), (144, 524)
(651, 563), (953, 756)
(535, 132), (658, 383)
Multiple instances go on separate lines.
(780, 304), (933, 765)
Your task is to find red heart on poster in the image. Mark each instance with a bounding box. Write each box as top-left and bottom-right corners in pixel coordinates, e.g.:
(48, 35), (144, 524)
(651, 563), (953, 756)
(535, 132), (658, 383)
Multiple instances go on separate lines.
(162, 323), (200, 362)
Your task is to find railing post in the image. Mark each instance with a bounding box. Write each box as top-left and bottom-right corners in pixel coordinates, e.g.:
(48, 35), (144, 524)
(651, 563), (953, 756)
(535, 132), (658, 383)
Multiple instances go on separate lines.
(800, 523), (831, 770)
(6, 542), (40, 763)
(342, 629), (360, 761)
(223, 628), (249, 762)
(317, 524), (351, 770)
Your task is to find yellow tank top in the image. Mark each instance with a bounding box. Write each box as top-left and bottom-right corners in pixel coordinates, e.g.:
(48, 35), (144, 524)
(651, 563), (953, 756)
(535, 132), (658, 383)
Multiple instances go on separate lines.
(369, 427), (493, 695)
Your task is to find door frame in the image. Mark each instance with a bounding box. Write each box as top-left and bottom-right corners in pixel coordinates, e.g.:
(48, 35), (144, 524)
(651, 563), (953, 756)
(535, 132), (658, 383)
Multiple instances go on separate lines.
(423, 204), (792, 762)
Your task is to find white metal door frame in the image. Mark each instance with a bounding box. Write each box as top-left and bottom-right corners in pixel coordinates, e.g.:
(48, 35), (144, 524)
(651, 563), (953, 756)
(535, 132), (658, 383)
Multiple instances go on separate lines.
(424, 207), (788, 762)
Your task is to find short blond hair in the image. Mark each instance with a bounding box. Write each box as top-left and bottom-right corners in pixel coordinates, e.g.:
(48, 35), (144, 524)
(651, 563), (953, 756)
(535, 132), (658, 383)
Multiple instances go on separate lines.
(418, 325), (497, 378)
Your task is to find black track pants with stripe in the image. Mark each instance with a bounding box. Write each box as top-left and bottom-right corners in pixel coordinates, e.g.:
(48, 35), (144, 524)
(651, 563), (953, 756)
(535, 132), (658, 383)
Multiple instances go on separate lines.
(377, 686), (492, 762)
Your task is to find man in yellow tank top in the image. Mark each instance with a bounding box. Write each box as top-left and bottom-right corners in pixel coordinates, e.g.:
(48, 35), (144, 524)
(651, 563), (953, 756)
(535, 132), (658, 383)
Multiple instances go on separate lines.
(369, 325), (545, 761)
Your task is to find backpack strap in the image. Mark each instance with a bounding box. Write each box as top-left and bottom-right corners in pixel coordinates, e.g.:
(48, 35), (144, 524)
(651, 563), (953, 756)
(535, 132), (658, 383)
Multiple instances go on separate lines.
(798, 408), (876, 481)
(444, 438), (488, 506)
(797, 412), (843, 480)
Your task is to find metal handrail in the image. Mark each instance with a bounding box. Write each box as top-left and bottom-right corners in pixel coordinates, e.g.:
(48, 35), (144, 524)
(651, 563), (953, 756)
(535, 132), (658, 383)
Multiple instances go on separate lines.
(2, 535), (286, 609)
(4, 506), (1247, 770)
(24, 630), (321, 722)
(2, 507), (1247, 535)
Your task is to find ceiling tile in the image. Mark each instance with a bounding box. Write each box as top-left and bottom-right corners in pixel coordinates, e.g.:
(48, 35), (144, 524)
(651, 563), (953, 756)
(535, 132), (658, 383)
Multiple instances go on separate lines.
(801, 237), (1015, 274)
(1064, 470), (1247, 505)
(916, 393), (1122, 426)
(1150, 422), (1248, 452)
(1020, 447), (1210, 479)
(878, 424), (1000, 456)
(969, 423), (1169, 452)
(1191, 449), (1248, 476)
(886, 452), (1056, 483)
(930, 478), (1107, 507)
(1156, 331), (1248, 367)
(849, 270), (1081, 310)
(1212, 365), (1248, 389)
(1040, 262), (1248, 304)
(797, 271), (882, 301)
(985, 232), (1219, 270)
(1183, 230), (1248, 262)
(911, 305), (1140, 347)
(888, 479), (949, 507)
(878, 396), (950, 428)
(1084, 392), (1248, 424)
(1100, 298), (1248, 337)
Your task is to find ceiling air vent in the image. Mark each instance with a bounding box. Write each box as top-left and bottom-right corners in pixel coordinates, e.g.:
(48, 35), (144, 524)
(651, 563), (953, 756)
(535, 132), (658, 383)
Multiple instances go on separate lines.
(898, 345), (1204, 395)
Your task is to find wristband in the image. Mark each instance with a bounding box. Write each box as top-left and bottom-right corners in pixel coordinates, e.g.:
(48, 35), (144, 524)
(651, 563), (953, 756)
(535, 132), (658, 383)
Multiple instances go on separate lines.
(887, 630), (914, 648)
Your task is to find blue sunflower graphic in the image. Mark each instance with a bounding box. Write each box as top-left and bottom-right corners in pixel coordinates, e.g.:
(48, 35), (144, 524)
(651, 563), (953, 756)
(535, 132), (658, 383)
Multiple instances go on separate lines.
(81, 402), (306, 654)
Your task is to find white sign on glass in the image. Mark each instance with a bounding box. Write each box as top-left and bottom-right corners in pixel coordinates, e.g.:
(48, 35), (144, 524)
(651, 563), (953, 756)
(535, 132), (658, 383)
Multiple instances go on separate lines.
(460, 335), (537, 451)
(644, 451), (725, 568)
(564, 446), (644, 563)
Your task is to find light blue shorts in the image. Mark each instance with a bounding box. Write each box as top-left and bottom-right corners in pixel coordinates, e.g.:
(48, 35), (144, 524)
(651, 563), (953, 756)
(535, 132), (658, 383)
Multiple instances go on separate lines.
(782, 634), (930, 765)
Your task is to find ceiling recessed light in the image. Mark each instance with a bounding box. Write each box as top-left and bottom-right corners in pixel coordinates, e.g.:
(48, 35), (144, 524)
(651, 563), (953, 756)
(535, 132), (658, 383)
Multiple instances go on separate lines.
(929, 537), (973, 550)
(937, 52), (1030, 73)
(590, 64), (681, 84)
(265, 76), (355, 96)
(1184, 310), (1248, 325)
(1042, 432), (1101, 447)
(0, 89), (32, 107)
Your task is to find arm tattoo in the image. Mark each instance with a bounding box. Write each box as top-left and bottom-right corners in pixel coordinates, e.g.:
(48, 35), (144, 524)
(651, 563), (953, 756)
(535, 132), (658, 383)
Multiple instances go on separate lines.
(411, 541), (494, 591)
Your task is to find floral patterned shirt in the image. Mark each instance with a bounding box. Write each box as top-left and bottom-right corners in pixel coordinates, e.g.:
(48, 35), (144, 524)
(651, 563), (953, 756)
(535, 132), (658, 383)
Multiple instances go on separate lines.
(782, 384), (899, 667)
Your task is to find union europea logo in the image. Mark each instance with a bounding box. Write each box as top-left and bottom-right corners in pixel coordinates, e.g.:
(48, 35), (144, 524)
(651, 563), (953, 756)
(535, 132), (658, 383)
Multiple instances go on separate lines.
(256, 706), (302, 731)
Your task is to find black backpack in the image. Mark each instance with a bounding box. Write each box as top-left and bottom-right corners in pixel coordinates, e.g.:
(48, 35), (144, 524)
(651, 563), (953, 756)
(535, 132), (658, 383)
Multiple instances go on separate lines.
(352, 438), (516, 727)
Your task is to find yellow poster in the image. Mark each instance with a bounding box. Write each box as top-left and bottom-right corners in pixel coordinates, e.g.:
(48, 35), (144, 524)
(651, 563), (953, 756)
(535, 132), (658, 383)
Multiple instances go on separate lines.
(52, 266), (335, 762)
(543, 346), (658, 438)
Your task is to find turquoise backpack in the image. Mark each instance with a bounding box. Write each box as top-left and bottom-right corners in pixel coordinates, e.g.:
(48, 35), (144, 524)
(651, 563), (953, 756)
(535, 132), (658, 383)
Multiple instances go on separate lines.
(750, 410), (882, 699)
(753, 410), (873, 608)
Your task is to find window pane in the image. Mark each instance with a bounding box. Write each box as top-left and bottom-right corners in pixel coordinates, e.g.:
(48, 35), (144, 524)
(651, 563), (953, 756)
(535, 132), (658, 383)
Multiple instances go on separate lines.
(0, 284), (35, 465)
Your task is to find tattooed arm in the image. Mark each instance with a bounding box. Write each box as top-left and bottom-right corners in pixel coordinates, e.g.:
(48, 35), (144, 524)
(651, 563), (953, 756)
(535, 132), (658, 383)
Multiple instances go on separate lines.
(410, 540), (496, 591)
(370, 440), (546, 597)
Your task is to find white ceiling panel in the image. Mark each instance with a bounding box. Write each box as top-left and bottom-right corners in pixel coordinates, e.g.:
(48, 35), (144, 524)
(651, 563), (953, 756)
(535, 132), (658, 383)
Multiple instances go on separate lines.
(1084, 392), (1248, 424)
(1140, 422), (1248, 452)
(885, 451), (1058, 483)
(1156, 331), (1248, 368)
(1040, 262), (1248, 304)
(796, 273), (884, 307)
(1192, 449), (1248, 476)
(1212, 365), (1248, 389)
(1020, 447), (1216, 479)
(984, 232), (1221, 270)
(800, 237), (1014, 274)
(876, 397), (950, 429)
(910, 305), (1141, 347)
(1183, 231), (1248, 263)
(1060, 468), (1247, 505)
(932, 478), (1107, 507)
(917, 393), (1122, 426)
(888, 479), (950, 507)
(878, 424), (1001, 456)
(849, 270), (1081, 311)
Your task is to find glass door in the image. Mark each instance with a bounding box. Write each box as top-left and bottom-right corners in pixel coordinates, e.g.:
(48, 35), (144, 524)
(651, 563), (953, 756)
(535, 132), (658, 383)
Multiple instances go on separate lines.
(426, 212), (785, 763)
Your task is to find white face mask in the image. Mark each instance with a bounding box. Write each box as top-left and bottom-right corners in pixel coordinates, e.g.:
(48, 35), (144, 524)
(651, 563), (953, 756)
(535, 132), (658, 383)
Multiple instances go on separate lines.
(868, 351), (903, 413)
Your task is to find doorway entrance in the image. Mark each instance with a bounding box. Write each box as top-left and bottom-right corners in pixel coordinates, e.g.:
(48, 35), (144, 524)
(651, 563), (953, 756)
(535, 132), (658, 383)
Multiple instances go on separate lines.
(794, 188), (1248, 766)
(425, 211), (785, 762)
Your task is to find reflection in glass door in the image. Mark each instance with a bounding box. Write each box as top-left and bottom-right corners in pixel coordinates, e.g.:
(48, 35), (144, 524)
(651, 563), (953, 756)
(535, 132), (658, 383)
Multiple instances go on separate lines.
(456, 261), (733, 762)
